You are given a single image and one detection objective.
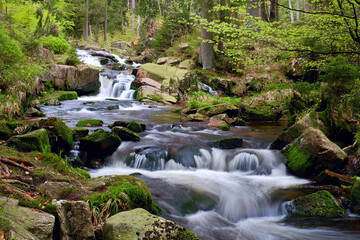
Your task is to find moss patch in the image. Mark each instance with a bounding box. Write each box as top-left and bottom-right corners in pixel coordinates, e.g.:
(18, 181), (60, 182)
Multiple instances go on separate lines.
(127, 121), (142, 133)
(71, 127), (89, 140)
(281, 144), (312, 177)
(350, 181), (360, 214)
(76, 119), (103, 127)
(7, 129), (51, 153)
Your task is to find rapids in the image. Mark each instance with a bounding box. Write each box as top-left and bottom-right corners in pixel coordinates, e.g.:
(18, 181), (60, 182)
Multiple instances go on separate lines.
(41, 50), (360, 240)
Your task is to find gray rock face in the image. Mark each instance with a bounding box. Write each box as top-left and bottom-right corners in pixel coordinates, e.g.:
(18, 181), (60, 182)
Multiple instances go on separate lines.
(111, 41), (130, 50)
(1, 197), (55, 240)
(37, 181), (74, 200)
(43, 64), (101, 95)
(54, 200), (95, 240)
(103, 208), (199, 240)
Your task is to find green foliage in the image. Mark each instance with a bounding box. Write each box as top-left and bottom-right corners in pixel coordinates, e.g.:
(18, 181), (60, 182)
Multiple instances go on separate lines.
(65, 46), (81, 66)
(39, 35), (69, 54)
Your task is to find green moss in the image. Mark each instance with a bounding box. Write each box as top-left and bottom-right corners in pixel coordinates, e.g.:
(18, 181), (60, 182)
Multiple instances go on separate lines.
(7, 129), (51, 153)
(76, 119), (103, 127)
(71, 127), (89, 140)
(281, 144), (311, 177)
(39, 117), (73, 150)
(40, 152), (71, 175)
(6, 121), (23, 130)
(16, 194), (57, 215)
(112, 127), (141, 142)
(174, 229), (201, 240)
(56, 91), (78, 101)
(0, 121), (14, 140)
(171, 108), (183, 114)
(74, 168), (91, 180)
(350, 181), (360, 214)
(287, 190), (346, 217)
(127, 121), (142, 133)
(218, 122), (230, 131)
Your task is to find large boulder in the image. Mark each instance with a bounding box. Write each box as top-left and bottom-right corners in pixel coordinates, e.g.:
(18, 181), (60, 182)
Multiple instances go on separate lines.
(350, 180), (360, 214)
(71, 127), (89, 140)
(271, 112), (328, 150)
(112, 127), (141, 142)
(7, 129), (50, 153)
(39, 117), (73, 153)
(54, 200), (95, 240)
(281, 127), (347, 178)
(198, 103), (238, 117)
(0, 121), (15, 140)
(43, 64), (101, 95)
(103, 208), (199, 240)
(79, 129), (121, 168)
(213, 137), (243, 149)
(37, 181), (74, 200)
(137, 63), (189, 84)
(1, 197), (55, 240)
(211, 78), (235, 95)
(286, 190), (347, 218)
(136, 85), (177, 104)
(111, 41), (130, 50)
(248, 89), (298, 108)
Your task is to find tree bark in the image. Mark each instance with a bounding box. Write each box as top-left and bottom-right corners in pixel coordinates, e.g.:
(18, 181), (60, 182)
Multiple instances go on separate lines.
(84, 0), (89, 42)
(260, 0), (268, 21)
(289, 0), (294, 23)
(296, 0), (301, 21)
(104, 0), (108, 42)
(269, 0), (279, 21)
(218, 0), (226, 52)
(199, 0), (215, 70)
(131, 0), (136, 33)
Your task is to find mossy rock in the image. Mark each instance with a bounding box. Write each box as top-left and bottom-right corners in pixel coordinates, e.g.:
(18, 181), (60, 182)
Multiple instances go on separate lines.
(103, 208), (199, 240)
(350, 181), (360, 214)
(110, 121), (146, 131)
(198, 103), (238, 117)
(126, 121), (142, 133)
(7, 129), (50, 153)
(218, 121), (230, 131)
(76, 119), (103, 127)
(187, 113), (208, 122)
(24, 108), (46, 117)
(112, 127), (141, 142)
(281, 127), (347, 178)
(6, 121), (24, 130)
(71, 127), (89, 140)
(286, 190), (347, 218)
(214, 137), (243, 149)
(39, 117), (73, 153)
(56, 91), (78, 101)
(79, 129), (121, 168)
(0, 120), (15, 140)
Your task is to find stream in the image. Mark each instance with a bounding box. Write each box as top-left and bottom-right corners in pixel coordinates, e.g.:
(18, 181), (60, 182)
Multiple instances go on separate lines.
(41, 50), (360, 240)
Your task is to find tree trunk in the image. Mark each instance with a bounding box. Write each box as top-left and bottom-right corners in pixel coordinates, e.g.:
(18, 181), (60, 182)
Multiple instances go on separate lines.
(95, 20), (99, 42)
(89, 25), (92, 41)
(260, 0), (267, 21)
(217, 0), (226, 52)
(84, 0), (89, 42)
(158, 0), (162, 18)
(104, 0), (108, 42)
(289, 0), (294, 23)
(269, 0), (279, 21)
(296, 0), (300, 21)
(131, 0), (136, 33)
(199, 0), (215, 70)
(246, 0), (260, 19)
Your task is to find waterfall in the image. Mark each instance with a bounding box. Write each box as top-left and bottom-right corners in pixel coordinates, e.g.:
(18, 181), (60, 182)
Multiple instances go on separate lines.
(76, 49), (139, 100)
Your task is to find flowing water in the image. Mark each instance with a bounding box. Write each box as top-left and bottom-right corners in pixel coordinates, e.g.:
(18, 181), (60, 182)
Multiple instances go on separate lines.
(41, 50), (360, 240)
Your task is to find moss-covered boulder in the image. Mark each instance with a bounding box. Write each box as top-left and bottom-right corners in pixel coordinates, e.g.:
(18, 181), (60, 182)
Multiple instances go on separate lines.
(39, 117), (73, 153)
(136, 85), (177, 104)
(76, 119), (103, 127)
(198, 103), (238, 117)
(0, 120), (15, 140)
(103, 208), (199, 240)
(7, 129), (50, 153)
(281, 127), (347, 178)
(71, 127), (89, 140)
(214, 137), (243, 149)
(137, 63), (189, 85)
(208, 118), (230, 131)
(286, 190), (347, 218)
(112, 127), (140, 141)
(24, 108), (46, 117)
(110, 121), (146, 131)
(55, 91), (78, 101)
(271, 112), (329, 150)
(1, 197), (55, 240)
(79, 129), (121, 168)
(186, 113), (208, 122)
(350, 180), (360, 214)
(126, 121), (142, 133)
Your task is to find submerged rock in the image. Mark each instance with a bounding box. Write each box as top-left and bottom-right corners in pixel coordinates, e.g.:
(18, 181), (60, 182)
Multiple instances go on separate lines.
(103, 208), (199, 240)
(214, 137), (243, 149)
(7, 128), (50, 153)
(39, 117), (73, 153)
(1, 197), (55, 240)
(55, 200), (95, 240)
(112, 126), (141, 142)
(281, 127), (347, 178)
(79, 129), (121, 168)
(286, 190), (347, 218)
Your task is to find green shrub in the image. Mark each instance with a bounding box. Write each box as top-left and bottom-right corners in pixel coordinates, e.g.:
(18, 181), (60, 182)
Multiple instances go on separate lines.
(0, 27), (24, 68)
(65, 47), (81, 66)
(39, 35), (70, 54)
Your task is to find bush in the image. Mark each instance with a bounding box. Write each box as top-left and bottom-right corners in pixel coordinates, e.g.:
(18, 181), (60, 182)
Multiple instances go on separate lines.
(39, 35), (70, 54)
(65, 47), (81, 66)
(0, 28), (24, 68)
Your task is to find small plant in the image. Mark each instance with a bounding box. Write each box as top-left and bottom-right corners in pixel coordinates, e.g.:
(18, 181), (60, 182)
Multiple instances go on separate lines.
(39, 35), (70, 54)
(65, 47), (81, 66)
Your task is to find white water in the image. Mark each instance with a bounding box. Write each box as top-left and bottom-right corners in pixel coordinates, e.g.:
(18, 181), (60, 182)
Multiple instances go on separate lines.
(76, 49), (138, 100)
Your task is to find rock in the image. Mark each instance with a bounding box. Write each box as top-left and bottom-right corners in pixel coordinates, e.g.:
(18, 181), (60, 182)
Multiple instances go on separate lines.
(76, 119), (103, 127)
(317, 170), (355, 186)
(7, 129), (50, 153)
(350, 180), (360, 214)
(211, 78), (235, 95)
(198, 103), (238, 117)
(29, 100), (41, 111)
(139, 77), (162, 89)
(39, 117), (73, 153)
(55, 91), (78, 101)
(111, 41), (130, 50)
(208, 118), (230, 131)
(0, 120), (15, 140)
(37, 181), (74, 200)
(179, 42), (190, 50)
(87, 175), (149, 191)
(71, 127), (89, 140)
(55, 200), (95, 240)
(187, 113), (208, 122)
(270, 112), (329, 150)
(281, 127), (347, 178)
(1, 197), (55, 240)
(286, 190), (347, 217)
(168, 58), (181, 65)
(136, 85), (178, 104)
(156, 57), (170, 65)
(43, 64), (101, 95)
(127, 120), (142, 133)
(110, 121), (146, 131)
(5, 219), (39, 240)
(179, 59), (196, 69)
(112, 127), (141, 142)
(79, 129), (121, 168)
(103, 208), (199, 240)
(24, 107), (46, 117)
(214, 137), (243, 149)
(249, 90), (297, 108)
(44, 98), (60, 106)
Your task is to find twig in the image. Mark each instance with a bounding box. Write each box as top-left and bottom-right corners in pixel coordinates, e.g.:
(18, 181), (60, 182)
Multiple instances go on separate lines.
(0, 157), (33, 171)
